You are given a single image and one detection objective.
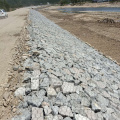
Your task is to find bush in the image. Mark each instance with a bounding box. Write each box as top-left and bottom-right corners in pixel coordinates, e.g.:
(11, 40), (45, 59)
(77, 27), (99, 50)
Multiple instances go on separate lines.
(60, 0), (68, 5)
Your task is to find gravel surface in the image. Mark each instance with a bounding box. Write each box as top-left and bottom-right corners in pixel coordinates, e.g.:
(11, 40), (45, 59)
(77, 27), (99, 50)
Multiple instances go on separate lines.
(12, 9), (120, 120)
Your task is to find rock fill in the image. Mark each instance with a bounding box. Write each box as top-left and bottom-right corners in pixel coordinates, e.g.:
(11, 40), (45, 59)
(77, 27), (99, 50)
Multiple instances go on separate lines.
(12, 9), (120, 120)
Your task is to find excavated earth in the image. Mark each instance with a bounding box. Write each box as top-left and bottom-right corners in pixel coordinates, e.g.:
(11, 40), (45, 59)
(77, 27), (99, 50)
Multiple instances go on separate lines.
(12, 9), (120, 120)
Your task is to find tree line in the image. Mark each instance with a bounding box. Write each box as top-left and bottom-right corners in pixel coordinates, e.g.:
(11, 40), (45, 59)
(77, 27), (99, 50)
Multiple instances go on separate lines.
(0, 0), (10, 11)
(0, 0), (120, 11)
(6, 0), (59, 8)
(59, 0), (120, 5)
(0, 0), (59, 10)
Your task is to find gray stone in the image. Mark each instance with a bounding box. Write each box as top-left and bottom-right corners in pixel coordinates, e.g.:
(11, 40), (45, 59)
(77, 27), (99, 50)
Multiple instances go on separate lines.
(109, 94), (119, 103)
(65, 75), (74, 82)
(80, 77), (88, 84)
(52, 106), (59, 115)
(12, 116), (21, 120)
(51, 78), (62, 88)
(40, 73), (48, 79)
(91, 101), (101, 112)
(112, 84), (118, 90)
(32, 63), (40, 70)
(27, 95), (43, 107)
(32, 107), (43, 120)
(19, 101), (28, 109)
(56, 87), (61, 93)
(84, 87), (97, 98)
(75, 114), (90, 120)
(13, 66), (19, 71)
(96, 81), (106, 89)
(95, 112), (104, 120)
(59, 106), (73, 117)
(101, 106), (107, 113)
(15, 87), (26, 97)
(25, 88), (31, 95)
(32, 50), (40, 56)
(70, 67), (79, 74)
(118, 105), (120, 111)
(36, 89), (46, 97)
(74, 80), (81, 85)
(22, 102), (28, 108)
(43, 106), (52, 115)
(47, 87), (57, 97)
(44, 63), (53, 69)
(64, 117), (72, 120)
(103, 113), (113, 120)
(49, 97), (56, 106)
(40, 78), (50, 88)
(31, 76), (39, 91)
(25, 66), (33, 71)
(63, 68), (71, 75)
(45, 114), (53, 120)
(56, 92), (66, 102)
(23, 73), (31, 83)
(17, 109), (31, 120)
(43, 97), (49, 103)
(53, 115), (63, 120)
(106, 108), (114, 114)
(49, 74), (58, 79)
(41, 101), (50, 107)
(87, 80), (96, 88)
(81, 97), (90, 107)
(52, 71), (62, 77)
(75, 86), (83, 94)
(32, 70), (40, 76)
(62, 82), (76, 94)
(69, 93), (81, 102)
(84, 108), (97, 120)
(102, 91), (111, 98)
(111, 113), (120, 120)
(97, 94), (109, 107)
(57, 62), (66, 68)
(66, 95), (71, 102)
(55, 100), (64, 106)
(71, 101), (85, 115)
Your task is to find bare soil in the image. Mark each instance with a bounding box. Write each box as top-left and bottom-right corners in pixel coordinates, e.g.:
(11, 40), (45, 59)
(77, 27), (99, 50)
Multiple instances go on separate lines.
(0, 8), (29, 119)
(37, 4), (120, 64)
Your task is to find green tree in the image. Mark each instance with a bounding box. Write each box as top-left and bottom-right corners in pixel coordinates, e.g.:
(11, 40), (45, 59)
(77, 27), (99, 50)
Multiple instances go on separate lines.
(59, 0), (68, 5)
(0, 0), (10, 11)
(6, 0), (60, 8)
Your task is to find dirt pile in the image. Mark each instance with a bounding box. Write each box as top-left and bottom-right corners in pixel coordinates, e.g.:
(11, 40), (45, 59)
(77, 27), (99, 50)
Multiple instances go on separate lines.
(98, 18), (115, 24)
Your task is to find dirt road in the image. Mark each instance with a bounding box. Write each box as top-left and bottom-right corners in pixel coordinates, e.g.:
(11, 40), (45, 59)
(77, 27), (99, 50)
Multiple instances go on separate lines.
(0, 8), (28, 97)
(38, 4), (120, 64)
